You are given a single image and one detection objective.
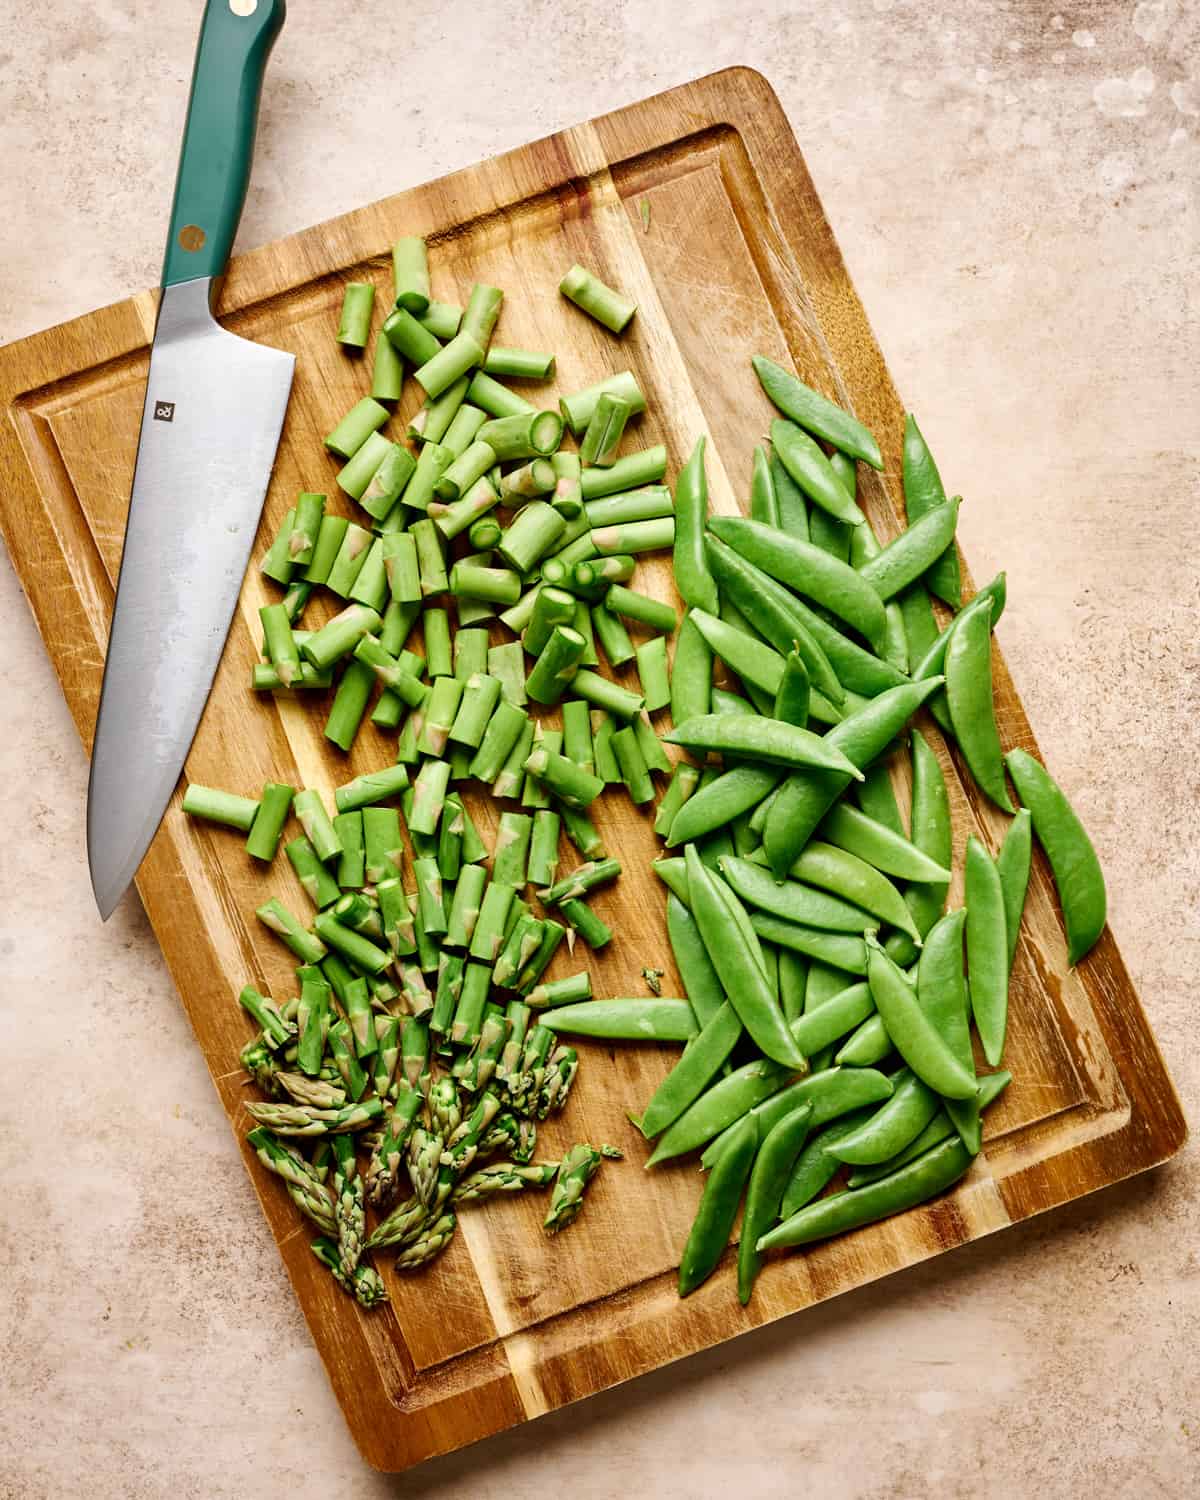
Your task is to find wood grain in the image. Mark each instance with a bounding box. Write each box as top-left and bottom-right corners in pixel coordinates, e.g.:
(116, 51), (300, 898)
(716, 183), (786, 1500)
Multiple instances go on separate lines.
(0, 68), (1185, 1472)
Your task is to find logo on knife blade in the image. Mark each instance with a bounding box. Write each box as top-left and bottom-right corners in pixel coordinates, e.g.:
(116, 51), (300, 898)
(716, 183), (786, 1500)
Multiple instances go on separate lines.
(153, 401), (176, 422)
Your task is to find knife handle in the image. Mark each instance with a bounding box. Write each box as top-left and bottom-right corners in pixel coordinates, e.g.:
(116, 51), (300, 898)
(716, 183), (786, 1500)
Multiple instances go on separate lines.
(162, 0), (287, 290)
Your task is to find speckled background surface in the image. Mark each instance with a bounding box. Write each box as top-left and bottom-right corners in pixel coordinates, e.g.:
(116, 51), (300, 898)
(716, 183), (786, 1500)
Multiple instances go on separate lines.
(1, 2), (1197, 1496)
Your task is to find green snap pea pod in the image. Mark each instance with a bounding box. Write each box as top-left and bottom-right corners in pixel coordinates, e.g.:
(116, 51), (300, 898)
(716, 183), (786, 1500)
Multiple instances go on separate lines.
(748, 913), (869, 974)
(685, 847), (805, 1068)
(654, 761), (701, 838)
(780, 1109), (877, 1216)
(539, 998), (698, 1042)
(688, 607), (785, 698)
(770, 449), (808, 539)
(910, 575), (1007, 732)
(760, 1135), (973, 1251)
(1005, 748), (1106, 965)
(847, 1070), (1010, 1187)
(666, 766), (782, 848)
(748, 443), (779, 526)
(854, 756), (905, 836)
(709, 516), (887, 650)
(753, 356), (883, 469)
(916, 909), (978, 1151)
(700, 1065), (894, 1170)
(945, 599), (1014, 813)
(820, 798), (952, 884)
(642, 1044), (792, 1170)
(666, 892), (725, 1026)
(666, 714), (863, 779)
(772, 650), (811, 729)
(654, 858), (691, 904)
(864, 936), (976, 1099)
(789, 842), (921, 942)
(858, 499), (961, 603)
(903, 729), (953, 940)
(996, 807), (1033, 971)
(779, 949), (808, 1024)
(828, 1066), (940, 1165)
(771, 419), (864, 525)
(640, 1003), (743, 1138)
(737, 1101), (814, 1302)
(703, 534), (850, 703)
(835, 1014), (892, 1067)
(719, 855), (878, 935)
(964, 835), (1010, 1066)
(763, 679), (945, 877)
(673, 435), (719, 614)
(902, 414), (961, 607)
(678, 1112), (757, 1297)
(790, 982), (875, 1054)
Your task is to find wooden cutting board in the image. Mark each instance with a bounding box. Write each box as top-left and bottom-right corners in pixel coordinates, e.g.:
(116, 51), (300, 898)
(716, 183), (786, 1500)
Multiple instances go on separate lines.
(0, 68), (1185, 1472)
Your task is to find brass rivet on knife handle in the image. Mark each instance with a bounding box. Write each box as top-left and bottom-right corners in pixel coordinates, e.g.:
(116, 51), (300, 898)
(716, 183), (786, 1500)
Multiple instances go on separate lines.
(229, 0), (258, 17)
(178, 225), (207, 253)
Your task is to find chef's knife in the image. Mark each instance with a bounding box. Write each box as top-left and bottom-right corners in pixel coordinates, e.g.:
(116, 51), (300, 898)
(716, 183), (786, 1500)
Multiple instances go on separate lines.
(88, 0), (293, 919)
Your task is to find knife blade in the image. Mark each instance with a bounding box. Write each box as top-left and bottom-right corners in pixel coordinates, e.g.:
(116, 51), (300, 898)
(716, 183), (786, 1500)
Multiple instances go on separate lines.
(88, 0), (292, 919)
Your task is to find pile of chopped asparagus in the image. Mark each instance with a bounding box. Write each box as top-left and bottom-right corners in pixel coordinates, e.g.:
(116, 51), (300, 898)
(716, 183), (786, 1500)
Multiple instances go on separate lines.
(186, 247), (677, 1302)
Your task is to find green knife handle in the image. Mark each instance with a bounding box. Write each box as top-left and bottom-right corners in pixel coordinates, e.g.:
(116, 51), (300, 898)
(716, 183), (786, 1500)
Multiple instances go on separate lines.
(162, 0), (286, 289)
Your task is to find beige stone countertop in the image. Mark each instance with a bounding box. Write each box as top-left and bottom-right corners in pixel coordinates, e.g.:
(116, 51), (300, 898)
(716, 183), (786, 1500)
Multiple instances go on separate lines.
(1, 2), (1197, 1496)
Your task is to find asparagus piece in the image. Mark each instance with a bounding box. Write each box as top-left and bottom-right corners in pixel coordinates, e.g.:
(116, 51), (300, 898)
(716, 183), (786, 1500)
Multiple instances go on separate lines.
(246, 1128), (337, 1234)
(364, 1193), (427, 1252)
(452, 1160), (559, 1204)
(245, 1097), (383, 1136)
(394, 1211), (457, 1270)
(543, 1144), (604, 1233)
(311, 1237), (388, 1308)
(331, 1134), (366, 1274)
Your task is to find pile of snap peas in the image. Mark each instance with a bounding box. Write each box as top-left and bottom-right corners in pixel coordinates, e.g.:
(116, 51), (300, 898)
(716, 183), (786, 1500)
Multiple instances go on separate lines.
(185, 233), (1108, 1311)
(554, 353), (1107, 1303)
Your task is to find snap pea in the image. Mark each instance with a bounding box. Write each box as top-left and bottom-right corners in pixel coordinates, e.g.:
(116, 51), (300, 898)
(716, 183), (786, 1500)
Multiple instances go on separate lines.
(665, 891), (724, 1025)
(902, 413), (961, 607)
(835, 1013), (892, 1067)
(774, 650), (810, 728)
(945, 598), (1014, 812)
(719, 855), (879, 935)
(828, 1066), (940, 1166)
(1005, 748), (1106, 966)
(847, 1070), (1010, 1188)
(692, 851), (793, 1040)
(539, 998), (697, 1042)
(763, 679), (945, 877)
(699, 1066), (894, 1170)
(673, 435), (719, 614)
(771, 419), (865, 525)
(790, 841), (922, 942)
(678, 1112), (757, 1297)
(965, 834), (1011, 1065)
(738, 1102), (814, 1303)
(667, 765), (782, 848)
(820, 798), (952, 884)
(666, 714), (863, 779)
(910, 575), (1007, 732)
(864, 936), (976, 1099)
(654, 857), (692, 905)
(771, 449), (808, 537)
(670, 612), (713, 724)
(916, 909), (978, 1150)
(752, 356), (884, 470)
(780, 1109), (878, 1217)
(858, 499), (961, 602)
(903, 730), (953, 938)
(688, 607), (786, 698)
(749, 912), (869, 973)
(709, 516), (888, 650)
(780, 952), (809, 1027)
(704, 533), (853, 703)
(759, 1136), (974, 1252)
(790, 981), (875, 1054)
(640, 1002), (743, 1138)
(646, 1056), (788, 1166)
(996, 806), (1033, 971)
(747, 443), (779, 526)
(855, 759), (906, 837)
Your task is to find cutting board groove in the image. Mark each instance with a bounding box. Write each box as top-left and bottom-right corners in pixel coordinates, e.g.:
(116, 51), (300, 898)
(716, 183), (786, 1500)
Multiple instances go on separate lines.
(0, 68), (1184, 1472)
